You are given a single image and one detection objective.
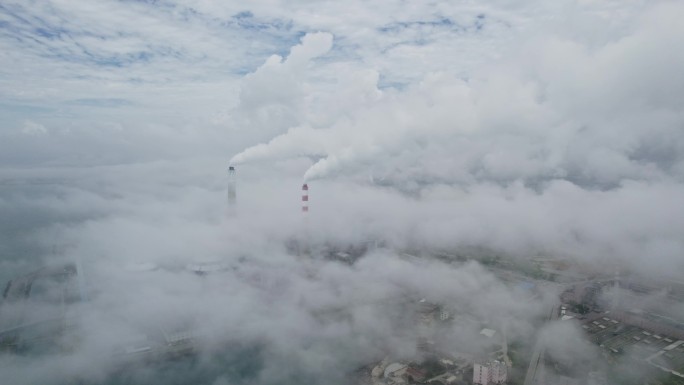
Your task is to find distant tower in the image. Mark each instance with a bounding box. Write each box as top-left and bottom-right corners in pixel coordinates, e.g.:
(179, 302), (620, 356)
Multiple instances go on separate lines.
(301, 183), (309, 213)
(612, 270), (620, 310)
(227, 166), (236, 215)
(298, 183), (310, 256)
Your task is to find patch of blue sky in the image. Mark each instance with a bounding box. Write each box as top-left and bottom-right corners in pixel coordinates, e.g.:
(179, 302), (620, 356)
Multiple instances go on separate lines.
(46, 46), (156, 68)
(119, 0), (165, 5)
(223, 16), (300, 59)
(475, 14), (486, 31)
(117, 0), (177, 14)
(1, 1), (302, 79)
(5, 16), (175, 68)
(378, 16), (457, 34)
(0, 31), (119, 70)
(378, 14), (490, 35)
(232, 11), (272, 32)
(29, 12), (66, 31)
(378, 41), (422, 55)
(212, 12), (306, 69)
(0, 24), (35, 46)
(233, 11), (253, 19)
(34, 26), (66, 39)
(130, 4), (302, 68)
(1, 4), (115, 53)
(232, 66), (256, 77)
(2, 7), (63, 37)
(273, 29), (307, 58)
(213, 11), (282, 34)
(0, 3), (33, 27)
(316, 37), (364, 63)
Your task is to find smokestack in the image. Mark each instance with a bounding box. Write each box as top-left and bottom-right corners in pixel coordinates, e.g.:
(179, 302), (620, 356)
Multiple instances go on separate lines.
(298, 183), (310, 256)
(612, 270), (620, 310)
(227, 166), (236, 216)
(302, 183), (309, 213)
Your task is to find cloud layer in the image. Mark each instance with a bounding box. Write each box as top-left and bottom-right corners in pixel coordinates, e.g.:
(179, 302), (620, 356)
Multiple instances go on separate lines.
(2, 1), (684, 384)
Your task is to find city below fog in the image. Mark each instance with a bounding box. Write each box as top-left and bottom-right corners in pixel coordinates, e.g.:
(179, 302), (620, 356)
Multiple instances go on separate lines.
(1, 1), (684, 385)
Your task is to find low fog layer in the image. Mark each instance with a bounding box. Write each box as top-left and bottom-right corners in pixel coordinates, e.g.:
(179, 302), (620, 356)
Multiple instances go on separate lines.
(0, 171), (549, 384)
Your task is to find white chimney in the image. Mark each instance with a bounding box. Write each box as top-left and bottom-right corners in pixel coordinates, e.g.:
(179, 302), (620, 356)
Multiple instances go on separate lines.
(227, 166), (236, 216)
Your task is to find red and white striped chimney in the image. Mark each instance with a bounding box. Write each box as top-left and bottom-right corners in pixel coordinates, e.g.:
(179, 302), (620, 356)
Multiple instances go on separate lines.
(301, 183), (309, 213)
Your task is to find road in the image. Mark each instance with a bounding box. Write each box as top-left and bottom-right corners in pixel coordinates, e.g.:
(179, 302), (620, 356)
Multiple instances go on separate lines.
(523, 302), (560, 385)
(408, 250), (572, 385)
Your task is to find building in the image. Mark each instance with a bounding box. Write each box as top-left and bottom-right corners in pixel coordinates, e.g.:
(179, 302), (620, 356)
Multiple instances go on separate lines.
(384, 362), (408, 384)
(439, 308), (451, 321)
(473, 360), (507, 385)
(405, 366), (427, 383)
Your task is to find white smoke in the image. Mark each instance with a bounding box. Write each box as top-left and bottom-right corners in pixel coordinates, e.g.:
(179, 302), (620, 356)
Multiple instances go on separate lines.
(229, 32), (334, 166)
(233, 3), (684, 188)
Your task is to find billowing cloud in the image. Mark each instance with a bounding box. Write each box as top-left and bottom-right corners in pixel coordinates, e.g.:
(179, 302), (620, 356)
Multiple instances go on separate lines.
(229, 32), (335, 151)
(233, 2), (684, 188)
(223, 2), (684, 276)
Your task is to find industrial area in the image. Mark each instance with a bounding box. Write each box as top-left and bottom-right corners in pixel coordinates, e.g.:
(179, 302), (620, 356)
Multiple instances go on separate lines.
(2, 166), (684, 385)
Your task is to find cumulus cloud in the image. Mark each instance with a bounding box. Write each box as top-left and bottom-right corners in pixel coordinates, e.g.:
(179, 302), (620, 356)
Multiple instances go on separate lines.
(234, 2), (684, 187)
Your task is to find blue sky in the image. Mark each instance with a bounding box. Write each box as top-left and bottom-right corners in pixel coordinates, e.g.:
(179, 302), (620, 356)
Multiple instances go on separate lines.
(0, 0), (681, 177)
(0, 0), (535, 166)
